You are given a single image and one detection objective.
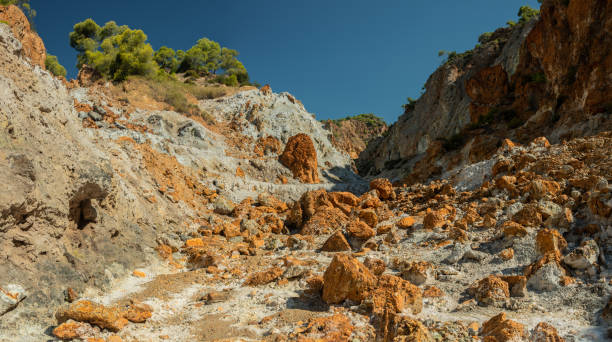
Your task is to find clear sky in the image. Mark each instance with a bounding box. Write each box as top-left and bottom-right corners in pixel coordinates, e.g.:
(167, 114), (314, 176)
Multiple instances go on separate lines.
(32, 0), (540, 124)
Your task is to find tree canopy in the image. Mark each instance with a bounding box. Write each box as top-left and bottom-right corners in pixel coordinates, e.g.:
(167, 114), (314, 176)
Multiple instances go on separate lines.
(45, 54), (66, 77)
(69, 18), (250, 84)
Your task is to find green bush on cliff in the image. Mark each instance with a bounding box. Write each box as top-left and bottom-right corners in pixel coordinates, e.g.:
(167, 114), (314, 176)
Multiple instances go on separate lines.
(70, 19), (157, 81)
(45, 54), (66, 77)
(518, 6), (539, 23)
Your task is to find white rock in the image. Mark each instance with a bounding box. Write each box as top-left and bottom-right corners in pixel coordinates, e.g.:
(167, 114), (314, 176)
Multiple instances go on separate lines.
(0, 284), (26, 316)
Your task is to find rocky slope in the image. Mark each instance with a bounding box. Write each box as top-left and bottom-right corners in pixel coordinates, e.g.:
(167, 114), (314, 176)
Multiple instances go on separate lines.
(359, 0), (612, 185)
(0, 9), (364, 340)
(0, 2), (611, 342)
(322, 114), (388, 160)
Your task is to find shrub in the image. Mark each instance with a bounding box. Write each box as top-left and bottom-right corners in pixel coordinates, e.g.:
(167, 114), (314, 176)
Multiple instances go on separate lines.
(402, 97), (417, 112)
(478, 32), (493, 44)
(45, 54), (66, 77)
(443, 133), (467, 151)
(70, 19), (157, 81)
(518, 6), (539, 23)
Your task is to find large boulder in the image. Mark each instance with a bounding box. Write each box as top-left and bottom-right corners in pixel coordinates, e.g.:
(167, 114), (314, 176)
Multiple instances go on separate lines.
(322, 254), (377, 304)
(279, 133), (320, 183)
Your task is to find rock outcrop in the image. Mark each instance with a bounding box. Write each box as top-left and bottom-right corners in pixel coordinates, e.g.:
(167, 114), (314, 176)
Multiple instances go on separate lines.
(322, 114), (388, 159)
(279, 133), (320, 183)
(0, 5), (45, 68)
(359, 0), (612, 184)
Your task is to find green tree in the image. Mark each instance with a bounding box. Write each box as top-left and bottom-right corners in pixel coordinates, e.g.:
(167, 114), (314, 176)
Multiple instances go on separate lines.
(45, 54), (66, 77)
(154, 46), (178, 72)
(518, 6), (539, 23)
(177, 38), (222, 74)
(69, 19), (157, 81)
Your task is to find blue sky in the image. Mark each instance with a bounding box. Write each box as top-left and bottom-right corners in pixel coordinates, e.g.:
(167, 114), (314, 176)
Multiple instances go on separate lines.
(32, 0), (540, 123)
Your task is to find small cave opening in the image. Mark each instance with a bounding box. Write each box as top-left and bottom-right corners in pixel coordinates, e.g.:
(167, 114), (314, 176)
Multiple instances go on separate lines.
(69, 198), (97, 229)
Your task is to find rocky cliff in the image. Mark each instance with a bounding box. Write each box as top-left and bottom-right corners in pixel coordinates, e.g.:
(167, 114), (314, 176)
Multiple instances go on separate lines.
(322, 114), (388, 160)
(359, 0), (612, 185)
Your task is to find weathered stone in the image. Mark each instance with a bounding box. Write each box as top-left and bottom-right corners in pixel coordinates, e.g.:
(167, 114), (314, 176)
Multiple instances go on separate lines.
(479, 313), (527, 342)
(370, 178), (395, 200)
(279, 133), (320, 183)
(468, 275), (510, 306)
(322, 254), (377, 304)
(530, 322), (565, 342)
(243, 267), (284, 286)
(321, 230), (352, 252)
(55, 300), (129, 332)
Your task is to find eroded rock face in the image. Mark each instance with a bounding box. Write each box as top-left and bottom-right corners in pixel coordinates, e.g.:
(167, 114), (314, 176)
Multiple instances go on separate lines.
(0, 5), (45, 68)
(279, 133), (320, 183)
(479, 313), (527, 342)
(322, 254), (377, 304)
(359, 0), (612, 184)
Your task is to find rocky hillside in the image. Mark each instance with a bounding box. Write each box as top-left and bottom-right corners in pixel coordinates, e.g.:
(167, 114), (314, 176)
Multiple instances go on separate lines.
(359, 0), (612, 185)
(0, 1), (611, 342)
(322, 114), (388, 160)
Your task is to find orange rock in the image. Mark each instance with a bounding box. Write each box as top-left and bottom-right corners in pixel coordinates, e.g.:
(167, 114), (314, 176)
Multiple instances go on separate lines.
(328, 191), (359, 215)
(530, 322), (565, 342)
(254, 136), (282, 157)
(123, 301), (153, 323)
(322, 254), (377, 304)
(260, 84), (272, 95)
(468, 275), (510, 306)
(498, 275), (527, 297)
(370, 274), (423, 317)
(379, 313), (431, 342)
(401, 261), (433, 286)
(0, 5), (46, 68)
(559, 276), (575, 286)
(184, 238), (205, 248)
(482, 215), (497, 229)
(301, 207), (349, 235)
(235, 167), (245, 178)
(396, 216), (417, 229)
(279, 133), (320, 184)
(321, 230), (352, 252)
(377, 225), (393, 235)
(479, 313), (527, 342)
(359, 192), (383, 209)
(535, 228), (567, 257)
(300, 314), (354, 342)
(243, 267), (284, 286)
(52, 321), (89, 340)
(423, 210), (446, 230)
(502, 221), (528, 238)
(369, 178), (395, 200)
(56, 300), (129, 332)
(107, 336), (123, 342)
(492, 159), (513, 176)
(422, 285), (444, 298)
(495, 176), (518, 197)
(132, 270), (146, 278)
(346, 220), (376, 240)
(358, 209), (379, 228)
(364, 257), (386, 276)
(529, 179), (561, 200)
(531, 137), (551, 148)
(305, 275), (324, 294)
(499, 248), (514, 260)
(513, 205), (542, 227)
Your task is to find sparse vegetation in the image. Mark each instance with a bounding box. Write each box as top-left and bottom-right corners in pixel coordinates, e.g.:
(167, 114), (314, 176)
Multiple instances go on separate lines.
(527, 72), (546, 84)
(330, 113), (386, 128)
(402, 97), (417, 112)
(0, 0), (35, 20)
(518, 5), (540, 23)
(443, 133), (467, 151)
(45, 54), (67, 77)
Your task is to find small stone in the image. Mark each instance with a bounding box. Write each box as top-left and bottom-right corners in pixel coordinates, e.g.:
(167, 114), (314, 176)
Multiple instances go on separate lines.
(0, 284), (27, 316)
(243, 267), (284, 286)
(321, 230), (351, 252)
(322, 254), (377, 304)
(363, 257), (386, 276)
(563, 239), (599, 270)
(499, 248), (514, 260)
(132, 270), (146, 278)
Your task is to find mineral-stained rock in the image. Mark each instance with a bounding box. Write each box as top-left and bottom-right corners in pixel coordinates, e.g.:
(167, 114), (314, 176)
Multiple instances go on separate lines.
(370, 178), (395, 200)
(401, 261), (433, 286)
(0, 284), (26, 316)
(364, 257), (386, 276)
(279, 133), (320, 183)
(358, 208), (379, 228)
(301, 206), (349, 235)
(502, 221), (528, 238)
(55, 300), (129, 332)
(299, 314), (354, 342)
(479, 313), (527, 342)
(602, 296), (612, 326)
(423, 210), (446, 230)
(468, 275), (510, 306)
(123, 300), (153, 323)
(346, 219), (376, 241)
(535, 228), (567, 257)
(397, 216), (417, 229)
(499, 275), (527, 298)
(0, 5), (46, 68)
(378, 313), (432, 342)
(499, 248), (515, 261)
(370, 274), (423, 316)
(563, 239), (599, 270)
(525, 253), (565, 291)
(52, 320), (96, 340)
(243, 266), (284, 286)
(321, 230), (352, 252)
(530, 322), (565, 342)
(322, 254), (377, 304)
